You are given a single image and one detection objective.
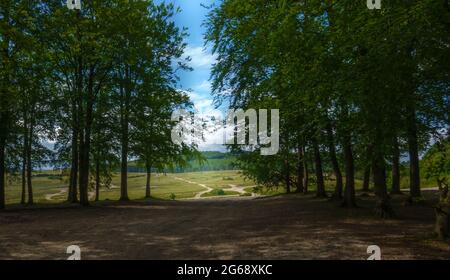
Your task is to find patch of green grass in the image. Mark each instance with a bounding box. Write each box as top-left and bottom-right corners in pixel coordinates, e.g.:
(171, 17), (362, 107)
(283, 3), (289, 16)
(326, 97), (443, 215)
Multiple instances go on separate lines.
(201, 189), (240, 197)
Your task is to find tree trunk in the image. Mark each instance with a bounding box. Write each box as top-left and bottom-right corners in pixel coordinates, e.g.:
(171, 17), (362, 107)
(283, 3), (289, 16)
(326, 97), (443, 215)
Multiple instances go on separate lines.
(145, 164), (152, 198)
(95, 158), (100, 202)
(303, 146), (309, 194)
(342, 136), (356, 207)
(391, 136), (401, 194)
(285, 159), (291, 194)
(407, 109), (421, 198)
(119, 66), (130, 201)
(75, 14), (89, 206)
(79, 69), (95, 206)
(0, 4), (12, 210)
(326, 123), (343, 199)
(68, 100), (79, 203)
(120, 137), (129, 201)
(362, 145), (373, 192)
(21, 117), (27, 204)
(372, 150), (394, 218)
(78, 128), (88, 205)
(26, 119), (34, 205)
(313, 140), (326, 198)
(296, 146), (304, 193)
(362, 166), (371, 192)
(0, 136), (5, 210)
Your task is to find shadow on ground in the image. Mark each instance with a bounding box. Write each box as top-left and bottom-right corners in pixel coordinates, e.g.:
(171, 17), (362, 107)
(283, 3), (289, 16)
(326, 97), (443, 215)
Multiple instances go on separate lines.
(0, 192), (449, 260)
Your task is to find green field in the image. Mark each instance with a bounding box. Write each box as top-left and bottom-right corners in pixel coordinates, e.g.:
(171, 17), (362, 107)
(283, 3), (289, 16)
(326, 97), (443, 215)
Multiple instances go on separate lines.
(4, 170), (259, 205)
(4, 168), (443, 206)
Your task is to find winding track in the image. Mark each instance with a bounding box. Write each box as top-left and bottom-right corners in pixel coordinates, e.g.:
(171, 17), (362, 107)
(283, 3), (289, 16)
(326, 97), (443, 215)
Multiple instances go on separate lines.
(44, 179), (259, 202)
(173, 176), (260, 199)
(45, 187), (95, 201)
(173, 176), (213, 198)
(45, 188), (68, 201)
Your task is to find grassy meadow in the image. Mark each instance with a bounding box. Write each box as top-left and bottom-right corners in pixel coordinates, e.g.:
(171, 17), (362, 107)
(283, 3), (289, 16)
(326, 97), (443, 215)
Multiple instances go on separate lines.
(4, 170), (260, 205)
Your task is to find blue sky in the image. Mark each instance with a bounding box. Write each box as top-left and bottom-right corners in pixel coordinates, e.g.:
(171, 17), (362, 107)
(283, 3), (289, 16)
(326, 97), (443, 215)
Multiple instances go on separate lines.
(168, 0), (217, 112)
(166, 0), (226, 151)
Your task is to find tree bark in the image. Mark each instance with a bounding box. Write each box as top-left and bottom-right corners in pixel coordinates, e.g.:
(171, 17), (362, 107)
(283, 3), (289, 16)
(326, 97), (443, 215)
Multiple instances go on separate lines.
(0, 6), (11, 210)
(0, 134), (6, 210)
(372, 150), (394, 218)
(119, 66), (130, 201)
(407, 109), (421, 198)
(362, 145), (373, 192)
(362, 166), (371, 192)
(78, 127), (88, 205)
(313, 139), (326, 197)
(95, 158), (100, 202)
(21, 116), (27, 204)
(120, 136), (129, 201)
(285, 159), (291, 194)
(296, 146), (304, 193)
(79, 68), (95, 206)
(391, 136), (401, 194)
(145, 164), (152, 198)
(69, 128), (79, 203)
(303, 146), (309, 194)
(75, 9), (89, 206)
(68, 99), (79, 203)
(326, 123), (343, 199)
(26, 119), (34, 205)
(342, 136), (356, 207)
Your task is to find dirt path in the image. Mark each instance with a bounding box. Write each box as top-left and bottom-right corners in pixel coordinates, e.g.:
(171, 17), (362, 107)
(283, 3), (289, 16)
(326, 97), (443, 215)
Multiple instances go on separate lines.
(173, 176), (213, 198)
(1, 193), (449, 260)
(45, 188), (68, 201)
(45, 188), (95, 201)
(226, 184), (259, 197)
(401, 187), (439, 192)
(173, 176), (259, 200)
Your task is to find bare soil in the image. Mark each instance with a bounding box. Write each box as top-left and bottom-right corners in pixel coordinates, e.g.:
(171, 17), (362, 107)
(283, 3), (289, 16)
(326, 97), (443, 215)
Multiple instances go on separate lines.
(0, 192), (449, 260)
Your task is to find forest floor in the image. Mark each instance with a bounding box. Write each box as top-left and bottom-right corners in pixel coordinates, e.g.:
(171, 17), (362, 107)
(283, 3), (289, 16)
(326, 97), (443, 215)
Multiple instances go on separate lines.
(1, 190), (449, 260)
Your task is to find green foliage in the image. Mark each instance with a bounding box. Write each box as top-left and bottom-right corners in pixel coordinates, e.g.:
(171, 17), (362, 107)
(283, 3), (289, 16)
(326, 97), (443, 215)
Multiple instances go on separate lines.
(204, 0), (450, 209)
(423, 135), (450, 202)
(0, 1), (200, 207)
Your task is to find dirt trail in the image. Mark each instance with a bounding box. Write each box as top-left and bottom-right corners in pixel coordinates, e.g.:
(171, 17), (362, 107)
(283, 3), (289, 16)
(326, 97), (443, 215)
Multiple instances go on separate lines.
(45, 188), (68, 201)
(226, 184), (259, 197)
(45, 188), (95, 201)
(174, 176), (262, 200)
(173, 176), (213, 198)
(401, 187), (439, 192)
(173, 176), (259, 200)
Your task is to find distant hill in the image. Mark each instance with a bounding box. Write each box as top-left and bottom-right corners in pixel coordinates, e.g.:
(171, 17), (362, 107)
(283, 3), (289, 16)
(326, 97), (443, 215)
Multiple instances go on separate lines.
(128, 151), (238, 173)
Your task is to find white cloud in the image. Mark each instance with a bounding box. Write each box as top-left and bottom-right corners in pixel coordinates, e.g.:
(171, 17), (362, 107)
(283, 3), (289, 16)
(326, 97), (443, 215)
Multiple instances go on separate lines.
(194, 80), (211, 92)
(194, 99), (214, 113)
(184, 46), (217, 68)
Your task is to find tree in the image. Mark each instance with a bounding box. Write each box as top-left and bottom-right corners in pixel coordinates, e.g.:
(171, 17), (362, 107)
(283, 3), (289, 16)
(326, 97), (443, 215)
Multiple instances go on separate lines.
(205, 0), (449, 217)
(0, 0), (39, 209)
